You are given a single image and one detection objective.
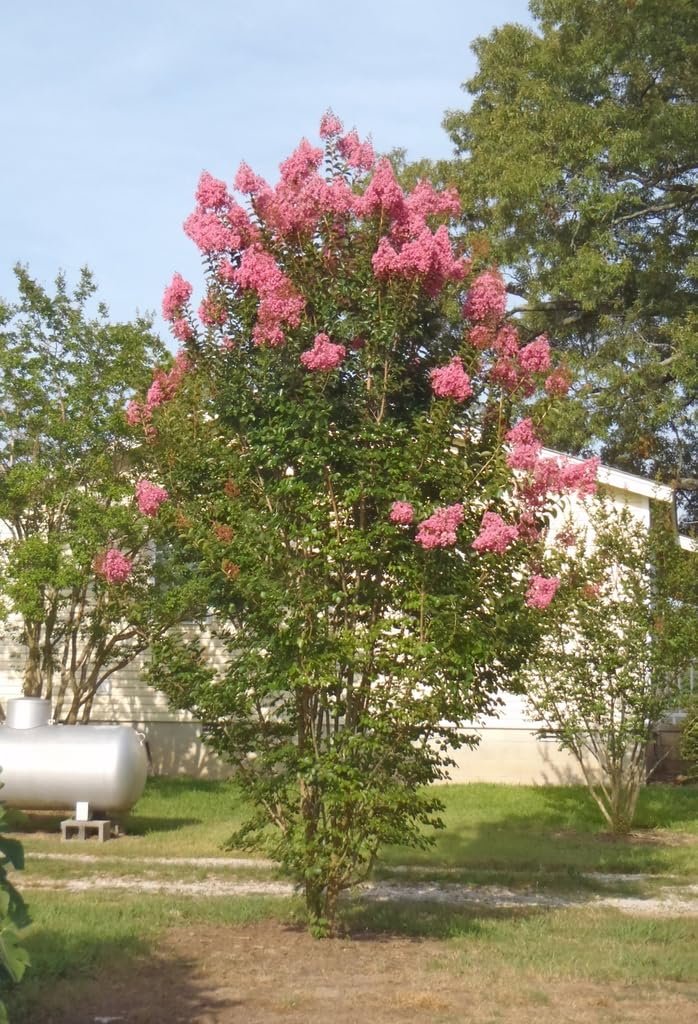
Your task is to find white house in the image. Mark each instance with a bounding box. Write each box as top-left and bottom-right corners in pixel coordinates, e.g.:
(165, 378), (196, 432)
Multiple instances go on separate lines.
(0, 455), (693, 783)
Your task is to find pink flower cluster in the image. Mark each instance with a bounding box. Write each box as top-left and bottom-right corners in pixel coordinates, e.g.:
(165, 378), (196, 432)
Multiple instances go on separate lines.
(98, 549), (132, 585)
(430, 357), (473, 402)
(234, 245), (305, 346)
(471, 512), (519, 554)
(136, 480), (169, 517)
(372, 225), (467, 298)
(362, 160), (467, 297)
(415, 504), (464, 549)
(319, 110), (343, 139)
(195, 170), (230, 210)
(519, 335), (551, 374)
(463, 271), (507, 323)
(300, 333), (346, 372)
(336, 129), (375, 172)
(125, 350), (190, 427)
(389, 501), (414, 525)
(506, 419), (543, 472)
(162, 272), (193, 322)
(525, 575), (560, 610)
(199, 292), (228, 327)
(184, 168), (258, 255)
(520, 455), (600, 508)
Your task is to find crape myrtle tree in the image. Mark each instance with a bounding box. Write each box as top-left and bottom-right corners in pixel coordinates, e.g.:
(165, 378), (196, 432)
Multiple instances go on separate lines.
(137, 113), (598, 933)
(442, 0), (698, 522)
(519, 501), (698, 833)
(0, 267), (205, 723)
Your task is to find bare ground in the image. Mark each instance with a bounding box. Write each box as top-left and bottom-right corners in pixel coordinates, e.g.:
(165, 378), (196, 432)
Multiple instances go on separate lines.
(31, 920), (698, 1024)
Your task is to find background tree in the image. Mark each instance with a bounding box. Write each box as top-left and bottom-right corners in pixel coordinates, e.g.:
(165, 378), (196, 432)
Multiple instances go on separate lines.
(0, 266), (204, 723)
(442, 0), (698, 523)
(520, 502), (698, 833)
(140, 115), (598, 933)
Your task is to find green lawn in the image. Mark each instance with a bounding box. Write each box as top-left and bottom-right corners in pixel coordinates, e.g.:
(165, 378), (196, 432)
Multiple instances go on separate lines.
(4, 779), (697, 1021)
(9, 777), (698, 879)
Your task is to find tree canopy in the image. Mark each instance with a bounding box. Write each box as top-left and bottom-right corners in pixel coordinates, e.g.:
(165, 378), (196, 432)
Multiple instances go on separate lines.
(0, 266), (203, 722)
(133, 115), (598, 932)
(443, 0), (698, 521)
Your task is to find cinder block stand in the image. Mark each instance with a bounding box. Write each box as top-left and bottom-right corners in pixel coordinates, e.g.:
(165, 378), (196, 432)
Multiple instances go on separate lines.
(60, 819), (111, 842)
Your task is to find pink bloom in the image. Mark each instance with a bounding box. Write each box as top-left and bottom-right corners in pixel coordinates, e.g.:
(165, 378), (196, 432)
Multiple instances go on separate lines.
(218, 259), (237, 284)
(99, 549), (132, 585)
(146, 378), (167, 409)
(136, 480), (169, 517)
(125, 399), (143, 426)
(525, 575), (560, 610)
(415, 503), (464, 549)
(390, 501), (414, 525)
(430, 357), (473, 402)
(463, 270), (507, 323)
(472, 512), (519, 554)
(183, 209), (240, 253)
(320, 110), (343, 138)
(195, 170), (230, 210)
(506, 419), (542, 471)
(199, 294), (228, 327)
(558, 457), (599, 498)
(234, 161), (269, 195)
(519, 334), (551, 374)
(337, 130), (375, 172)
(162, 272), (193, 321)
(494, 324), (519, 358)
(469, 325), (493, 350)
(279, 139), (323, 186)
(300, 333), (346, 372)
(405, 180), (461, 222)
(172, 318), (194, 342)
(545, 368), (571, 396)
(357, 158), (405, 220)
(489, 357), (520, 393)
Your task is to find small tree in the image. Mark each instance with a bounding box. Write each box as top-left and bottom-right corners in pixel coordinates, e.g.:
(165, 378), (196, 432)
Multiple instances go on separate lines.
(0, 267), (205, 723)
(521, 503), (698, 833)
(141, 115), (597, 931)
(0, 780), (29, 1022)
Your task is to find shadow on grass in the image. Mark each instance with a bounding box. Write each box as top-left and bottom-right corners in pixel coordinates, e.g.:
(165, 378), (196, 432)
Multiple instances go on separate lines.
(120, 814), (202, 835)
(340, 899), (544, 941)
(6, 927), (241, 1024)
(380, 783), (698, 879)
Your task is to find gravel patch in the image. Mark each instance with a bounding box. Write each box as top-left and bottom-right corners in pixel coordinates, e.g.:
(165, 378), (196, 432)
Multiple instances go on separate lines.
(21, 873), (698, 916)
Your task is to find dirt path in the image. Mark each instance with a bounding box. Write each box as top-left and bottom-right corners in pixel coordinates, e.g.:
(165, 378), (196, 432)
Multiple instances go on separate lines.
(26, 919), (698, 1024)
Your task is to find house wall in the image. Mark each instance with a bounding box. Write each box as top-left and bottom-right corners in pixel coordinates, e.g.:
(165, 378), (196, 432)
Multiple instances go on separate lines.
(0, 468), (686, 785)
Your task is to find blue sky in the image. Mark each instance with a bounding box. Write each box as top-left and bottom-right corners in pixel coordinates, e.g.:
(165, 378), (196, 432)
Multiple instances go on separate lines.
(1, 1), (532, 334)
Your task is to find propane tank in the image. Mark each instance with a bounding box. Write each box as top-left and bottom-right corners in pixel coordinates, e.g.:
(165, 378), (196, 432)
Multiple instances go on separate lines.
(0, 698), (148, 813)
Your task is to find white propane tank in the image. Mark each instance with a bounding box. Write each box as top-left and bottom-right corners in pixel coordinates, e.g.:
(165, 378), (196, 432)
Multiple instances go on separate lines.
(0, 698), (148, 812)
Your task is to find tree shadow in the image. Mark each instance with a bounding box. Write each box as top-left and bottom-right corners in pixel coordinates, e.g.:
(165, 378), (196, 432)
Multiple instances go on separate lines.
(340, 899), (545, 941)
(6, 928), (242, 1024)
(380, 781), (697, 881)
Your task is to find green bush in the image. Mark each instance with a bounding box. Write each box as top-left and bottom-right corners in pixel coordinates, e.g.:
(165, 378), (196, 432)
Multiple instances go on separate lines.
(0, 789), (29, 1023)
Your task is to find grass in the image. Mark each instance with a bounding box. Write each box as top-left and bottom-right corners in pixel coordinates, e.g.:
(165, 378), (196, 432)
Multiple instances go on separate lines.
(9, 778), (698, 879)
(4, 779), (697, 1021)
(6, 893), (697, 1020)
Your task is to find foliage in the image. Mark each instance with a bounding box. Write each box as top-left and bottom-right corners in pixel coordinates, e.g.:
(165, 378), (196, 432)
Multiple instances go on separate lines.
(519, 501), (698, 833)
(678, 692), (698, 781)
(0, 266), (206, 722)
(442, 0), (698, 519)
(0, 785), (29, 1023)
(138, 115), (597, 933)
